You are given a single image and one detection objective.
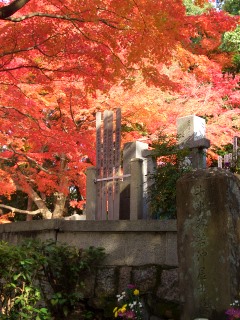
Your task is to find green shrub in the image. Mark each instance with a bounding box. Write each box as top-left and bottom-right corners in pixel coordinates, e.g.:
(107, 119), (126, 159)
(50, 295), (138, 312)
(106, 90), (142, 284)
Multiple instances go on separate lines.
(148, 134), (191, 219)
(0, 240), (105, 319)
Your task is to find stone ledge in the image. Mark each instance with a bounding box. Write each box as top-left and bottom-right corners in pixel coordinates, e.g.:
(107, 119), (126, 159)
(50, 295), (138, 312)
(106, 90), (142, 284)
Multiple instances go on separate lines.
(0, 219), (177, 233)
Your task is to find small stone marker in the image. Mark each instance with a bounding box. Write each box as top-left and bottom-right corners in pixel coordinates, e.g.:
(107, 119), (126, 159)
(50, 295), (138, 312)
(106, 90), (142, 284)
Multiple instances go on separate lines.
(177, 168), (240, 320)
(177, 115), (210, 169)
(177, 115), (206, 145)
(218, 136), (239, 170)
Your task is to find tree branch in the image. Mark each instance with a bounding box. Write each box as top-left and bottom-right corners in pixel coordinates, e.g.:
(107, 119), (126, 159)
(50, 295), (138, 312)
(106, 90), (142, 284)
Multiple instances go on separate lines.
(0, 105), (41, 128)
(5, 11), (123, 29)
(14, 183), (53, 219)
(8, 145), (57, 175)
(0, 203), (42, 215)
(0, 0), (31, 19)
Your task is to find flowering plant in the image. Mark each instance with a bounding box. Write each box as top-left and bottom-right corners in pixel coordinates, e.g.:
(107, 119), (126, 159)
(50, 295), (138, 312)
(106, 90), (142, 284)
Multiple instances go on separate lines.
(226, 300), (240, 320)
(113, 284), (143, 319)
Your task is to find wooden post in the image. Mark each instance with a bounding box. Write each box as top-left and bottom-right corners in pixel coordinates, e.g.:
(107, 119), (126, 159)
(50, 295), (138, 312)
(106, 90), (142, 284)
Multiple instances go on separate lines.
(233, 136), (239, 160)
(113, 108), (121, 220)
(102, 110), (109, 219)
(96, 112), (102, 220)
(86, 166), (97, 220)
(94, 109), (122, 220)
(106, 110), (114, 220)
(233, 136), (239, 169)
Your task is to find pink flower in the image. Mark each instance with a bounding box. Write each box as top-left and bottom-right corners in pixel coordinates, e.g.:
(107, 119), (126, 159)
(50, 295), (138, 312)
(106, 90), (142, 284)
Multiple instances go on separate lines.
(127, 284), (136, 289)
(226, 307), (240, 319)
(125, 310), (136, 319)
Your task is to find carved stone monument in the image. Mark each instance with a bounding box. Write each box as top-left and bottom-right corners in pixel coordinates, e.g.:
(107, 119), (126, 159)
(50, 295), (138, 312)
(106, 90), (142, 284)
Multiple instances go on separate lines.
(177, 168), (240, 320)
(177, 115), (210, 169)
(177, 115), (206, 145)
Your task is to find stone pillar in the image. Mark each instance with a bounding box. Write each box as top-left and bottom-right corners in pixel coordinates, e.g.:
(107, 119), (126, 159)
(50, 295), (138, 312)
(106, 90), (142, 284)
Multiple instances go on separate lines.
(86, 166), (97, 220)
(130, 158), (143, 220)
(121, 141), (148, 219)
(123, 141), (148, 174)
(177, 168), (240, 320)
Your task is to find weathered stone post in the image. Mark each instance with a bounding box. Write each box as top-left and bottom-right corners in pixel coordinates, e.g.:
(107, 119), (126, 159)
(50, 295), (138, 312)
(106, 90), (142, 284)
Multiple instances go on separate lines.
(120, 141), (148, 219)
(86, 166), (97, 220)
(130, 158), (143, 220)
(177, 168), (240, 320)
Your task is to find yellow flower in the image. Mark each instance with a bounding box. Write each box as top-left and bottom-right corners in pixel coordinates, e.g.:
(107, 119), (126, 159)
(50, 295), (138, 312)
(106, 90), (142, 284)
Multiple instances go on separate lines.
(133, 289), (140, 295)
(120, 304), (127, 313)
(113, 307), (119, 318)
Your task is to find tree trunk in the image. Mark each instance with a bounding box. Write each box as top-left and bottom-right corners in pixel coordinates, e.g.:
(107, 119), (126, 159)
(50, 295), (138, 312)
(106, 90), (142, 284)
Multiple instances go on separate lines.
(27, 187), (52, 219)
(52, 154), (68, 219)
(52, 192), (67, 218)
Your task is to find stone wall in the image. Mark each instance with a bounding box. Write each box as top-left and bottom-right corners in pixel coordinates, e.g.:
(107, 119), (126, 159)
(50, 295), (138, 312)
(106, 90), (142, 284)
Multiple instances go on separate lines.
(0, 220), (180, 319)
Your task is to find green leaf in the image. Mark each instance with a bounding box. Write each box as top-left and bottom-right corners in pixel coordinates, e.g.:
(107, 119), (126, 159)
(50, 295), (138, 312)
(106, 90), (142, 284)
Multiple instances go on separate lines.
(13, 273), (22, 281)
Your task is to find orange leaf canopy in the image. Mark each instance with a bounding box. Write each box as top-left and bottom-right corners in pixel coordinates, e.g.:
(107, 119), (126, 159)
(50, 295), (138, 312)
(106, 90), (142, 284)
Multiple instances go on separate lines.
(0, 0), (239, 206)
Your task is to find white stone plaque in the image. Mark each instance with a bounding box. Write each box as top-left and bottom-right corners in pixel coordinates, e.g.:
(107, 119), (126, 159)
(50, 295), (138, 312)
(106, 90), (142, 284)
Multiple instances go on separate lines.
(177, 115), (206, 145)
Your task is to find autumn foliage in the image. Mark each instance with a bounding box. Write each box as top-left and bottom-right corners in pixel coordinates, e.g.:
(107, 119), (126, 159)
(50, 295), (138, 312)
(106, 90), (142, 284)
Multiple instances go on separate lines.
(0, 0), (239, 218)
